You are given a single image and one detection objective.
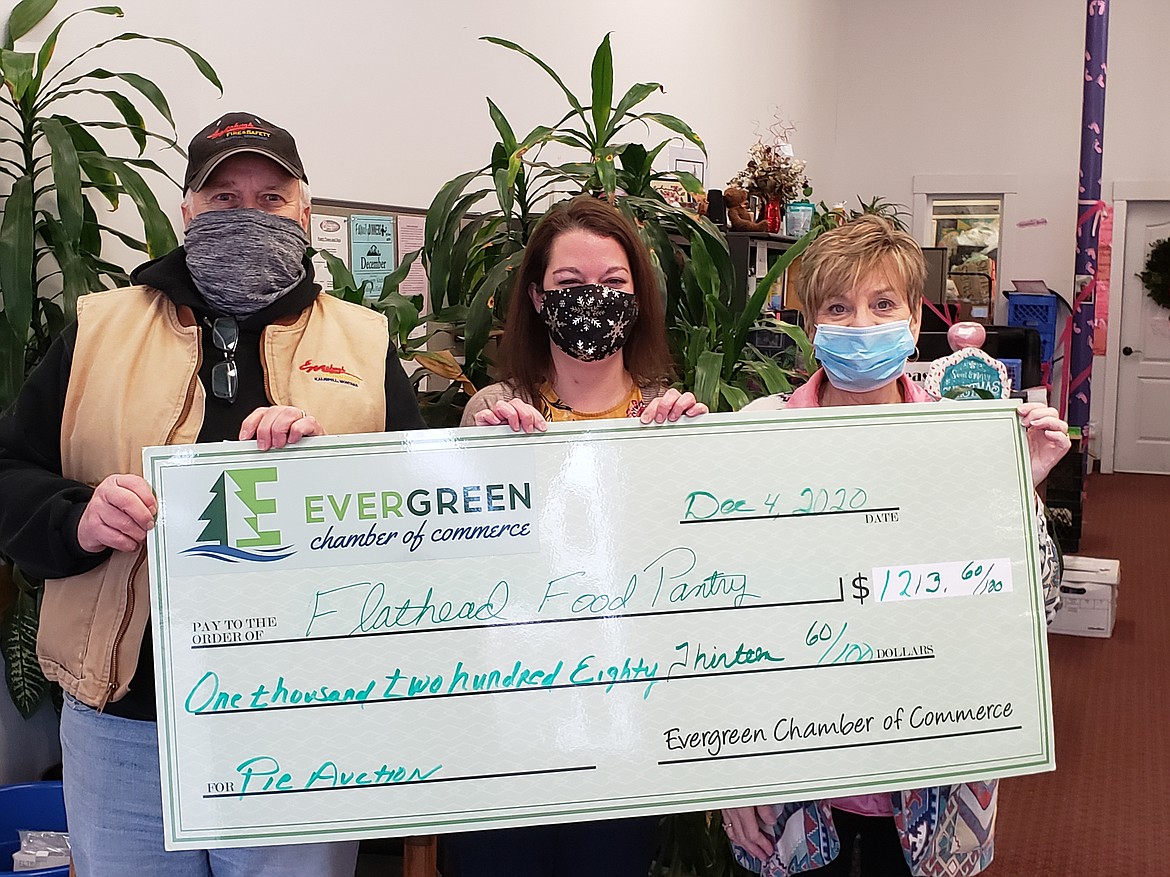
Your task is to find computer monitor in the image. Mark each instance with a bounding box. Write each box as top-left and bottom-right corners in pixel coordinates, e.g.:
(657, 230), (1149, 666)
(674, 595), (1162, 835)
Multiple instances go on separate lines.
(922, 247), (947, 305)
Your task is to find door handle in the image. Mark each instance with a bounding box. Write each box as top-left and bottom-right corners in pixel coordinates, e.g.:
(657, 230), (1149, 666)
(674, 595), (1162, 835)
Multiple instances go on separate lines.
(1122, 346), (1142, 356)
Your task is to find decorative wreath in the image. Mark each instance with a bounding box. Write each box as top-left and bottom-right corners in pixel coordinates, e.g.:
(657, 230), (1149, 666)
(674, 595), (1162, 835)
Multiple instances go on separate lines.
(1139, 238), (1170, 310)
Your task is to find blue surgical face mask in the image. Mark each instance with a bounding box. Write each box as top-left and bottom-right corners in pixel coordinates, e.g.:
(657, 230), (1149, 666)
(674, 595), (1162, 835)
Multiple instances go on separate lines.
(813, 320), (916, 393)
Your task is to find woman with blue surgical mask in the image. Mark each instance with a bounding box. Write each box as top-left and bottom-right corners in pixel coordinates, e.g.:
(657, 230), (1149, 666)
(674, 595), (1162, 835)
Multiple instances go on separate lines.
(725, 216), (1071, 877)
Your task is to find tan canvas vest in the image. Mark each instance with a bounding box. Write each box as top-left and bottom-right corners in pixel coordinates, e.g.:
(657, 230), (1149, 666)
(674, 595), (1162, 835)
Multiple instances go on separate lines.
(39, 286), (389, 708)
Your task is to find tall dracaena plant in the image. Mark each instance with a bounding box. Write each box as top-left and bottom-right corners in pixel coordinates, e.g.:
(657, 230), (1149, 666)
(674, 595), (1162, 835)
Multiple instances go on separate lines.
(386, 33), (813, 421)
(0, 0), (220, 718)
(0, 0), (222, 413)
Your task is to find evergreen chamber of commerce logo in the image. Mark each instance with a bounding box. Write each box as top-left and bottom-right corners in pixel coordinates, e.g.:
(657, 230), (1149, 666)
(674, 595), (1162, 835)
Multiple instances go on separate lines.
(180, 467), (296, 563)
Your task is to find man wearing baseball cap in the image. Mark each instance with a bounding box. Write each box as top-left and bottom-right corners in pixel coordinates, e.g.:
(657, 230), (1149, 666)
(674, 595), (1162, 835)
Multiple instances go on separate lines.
(0, 113), (425, 875)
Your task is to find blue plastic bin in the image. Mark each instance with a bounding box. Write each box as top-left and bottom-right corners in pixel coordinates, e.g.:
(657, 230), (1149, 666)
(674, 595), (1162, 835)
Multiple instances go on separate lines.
(999, 357), (1023, 393)
(1005, 292), (1059, 364)
(0, 782), (69, 875)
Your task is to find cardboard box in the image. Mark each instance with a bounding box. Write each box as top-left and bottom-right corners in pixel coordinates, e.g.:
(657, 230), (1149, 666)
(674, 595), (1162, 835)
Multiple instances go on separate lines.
(1049, 555), (1119, 638)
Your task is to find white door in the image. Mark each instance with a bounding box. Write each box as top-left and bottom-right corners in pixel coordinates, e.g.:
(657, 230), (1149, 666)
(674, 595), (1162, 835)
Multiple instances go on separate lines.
(1114, 201), (1170, 473)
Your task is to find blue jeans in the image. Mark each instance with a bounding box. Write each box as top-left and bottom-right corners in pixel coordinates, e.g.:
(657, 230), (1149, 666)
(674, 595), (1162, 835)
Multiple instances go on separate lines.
(60, 696), (358, 877)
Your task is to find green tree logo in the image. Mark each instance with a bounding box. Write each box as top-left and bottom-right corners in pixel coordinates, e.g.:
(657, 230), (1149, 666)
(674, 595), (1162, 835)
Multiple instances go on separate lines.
(195, 468), (281, 547)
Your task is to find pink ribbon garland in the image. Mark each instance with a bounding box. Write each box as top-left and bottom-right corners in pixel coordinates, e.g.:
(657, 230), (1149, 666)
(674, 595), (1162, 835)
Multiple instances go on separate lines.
(921, 297), (954, 327)
(1059, 199), (1109, 417)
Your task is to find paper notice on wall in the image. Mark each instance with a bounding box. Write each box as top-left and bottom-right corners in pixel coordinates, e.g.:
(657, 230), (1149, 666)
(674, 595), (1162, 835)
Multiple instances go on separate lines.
(1091, 210), (1112, 356)
(350, 214), (396, 301)
(396, 214), (429, 311)
(309, 214), (348, 291)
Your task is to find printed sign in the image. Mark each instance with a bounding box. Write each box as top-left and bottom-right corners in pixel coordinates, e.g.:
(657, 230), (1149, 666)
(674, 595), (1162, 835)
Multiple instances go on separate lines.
(349, 213), (395, 300)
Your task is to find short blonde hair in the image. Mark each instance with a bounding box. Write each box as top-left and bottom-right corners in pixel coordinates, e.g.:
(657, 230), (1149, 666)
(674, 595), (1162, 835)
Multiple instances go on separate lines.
(797, 214), (926, 326)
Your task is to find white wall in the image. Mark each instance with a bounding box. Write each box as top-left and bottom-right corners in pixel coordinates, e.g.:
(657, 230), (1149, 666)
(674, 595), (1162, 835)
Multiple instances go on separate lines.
(819, 1), (1086, 308)
(1101, 1), (1170, 190)
(6, 0), (837, 237)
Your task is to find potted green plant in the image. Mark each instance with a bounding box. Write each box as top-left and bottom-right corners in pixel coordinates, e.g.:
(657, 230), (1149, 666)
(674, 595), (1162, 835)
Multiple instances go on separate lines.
(380, 33), (815, 421)
(0, 0), (220, 717)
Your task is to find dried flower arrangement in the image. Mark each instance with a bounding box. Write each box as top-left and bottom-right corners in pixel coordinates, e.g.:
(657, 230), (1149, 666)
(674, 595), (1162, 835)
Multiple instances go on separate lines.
(728, 117), (811, 204)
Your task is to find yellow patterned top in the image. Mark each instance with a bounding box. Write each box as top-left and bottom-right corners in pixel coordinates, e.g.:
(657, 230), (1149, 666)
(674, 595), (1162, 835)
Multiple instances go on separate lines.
(535, 382), (648, 422)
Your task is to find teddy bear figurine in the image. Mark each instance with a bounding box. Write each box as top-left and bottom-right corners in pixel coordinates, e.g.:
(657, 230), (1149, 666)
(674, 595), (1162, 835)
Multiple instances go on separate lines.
(725, 186), (767, 232)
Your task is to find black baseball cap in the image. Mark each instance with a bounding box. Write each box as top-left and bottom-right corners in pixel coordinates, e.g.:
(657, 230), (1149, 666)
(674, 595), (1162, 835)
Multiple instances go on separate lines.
(183, 112), (307, 192)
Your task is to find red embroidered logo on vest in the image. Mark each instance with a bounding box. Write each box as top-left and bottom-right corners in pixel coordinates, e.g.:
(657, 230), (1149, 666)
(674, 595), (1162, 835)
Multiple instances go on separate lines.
(299, 359), (362, 387)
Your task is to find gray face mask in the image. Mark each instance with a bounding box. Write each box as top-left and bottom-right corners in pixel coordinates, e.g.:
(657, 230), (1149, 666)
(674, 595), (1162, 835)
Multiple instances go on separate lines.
(184, 209), (308, 317)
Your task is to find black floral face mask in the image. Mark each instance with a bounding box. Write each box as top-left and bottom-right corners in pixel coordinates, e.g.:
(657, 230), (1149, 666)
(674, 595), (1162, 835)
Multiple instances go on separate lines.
(537, 284), (639, 362)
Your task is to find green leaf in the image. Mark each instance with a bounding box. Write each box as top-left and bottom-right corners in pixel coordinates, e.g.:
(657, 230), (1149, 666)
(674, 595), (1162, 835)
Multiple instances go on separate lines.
(102, 33), (222, 94)
(694, 349), (723, 411)
(595, 151), (617, 198)
(73, 120), (184, 154)
(745, 345), (793, 395)
(464, 249), (522, 367)
(6, 0), (60, 46)
(0, 174), (35, 340)
(33, 211), (90, 315)
(547, 132), (591, 151)
(81, 152), (176, 255)
(79, 197), (101, 255)
(446, 211), (498, 302)
(492, 163), (514, 220)
(377, 248), (421, 300)
(486, 97), (516, 152)
(40, 116), (83, 240)
(80, 68), (173, 126)
(635, 111), (706, 154)
(1, 577), (49, 718)
(673, 169), (704, 195)
(37, 296), (67, 338)
(611, 81), (663, 123)
(96, 223), (148, 253)
(517, 123), (555, 153)
(481, 36), (586, 124)
(683, 324), (710, 373)
(424, 170), (480, 252)
(42, 87), (146, 151)
(1, 49), (35, 100)
(589, 33), (613, 142)
(33, 7), (122, 90)
(762, 318), (816, 372)
(719, 381), (749, 411)
(101, 154), (179, 188)
(376, 288), (421, 345)
(688, 234), (720, 302)
(943, 386), (995, 400)
(430, 188), (490, 310)
(0, 314), (24, 410)
(314, 249), (362, 301)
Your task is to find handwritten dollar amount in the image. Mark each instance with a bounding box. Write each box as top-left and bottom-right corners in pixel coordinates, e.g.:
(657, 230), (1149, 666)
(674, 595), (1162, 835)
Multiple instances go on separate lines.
(858, 559), (1013, 604)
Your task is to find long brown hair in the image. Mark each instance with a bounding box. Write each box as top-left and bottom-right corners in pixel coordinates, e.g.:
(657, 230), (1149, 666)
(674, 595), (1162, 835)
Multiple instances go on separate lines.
(496, 195), (674, 402)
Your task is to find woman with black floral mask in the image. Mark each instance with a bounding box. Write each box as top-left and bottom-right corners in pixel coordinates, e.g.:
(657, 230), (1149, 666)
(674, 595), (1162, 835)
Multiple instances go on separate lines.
(461, 195), (707, 430)
(448, 197), (703, 877)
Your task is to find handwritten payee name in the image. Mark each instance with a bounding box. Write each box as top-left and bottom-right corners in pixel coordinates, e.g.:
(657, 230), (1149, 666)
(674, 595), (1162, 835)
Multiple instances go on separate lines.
(301, 546), (758, 639)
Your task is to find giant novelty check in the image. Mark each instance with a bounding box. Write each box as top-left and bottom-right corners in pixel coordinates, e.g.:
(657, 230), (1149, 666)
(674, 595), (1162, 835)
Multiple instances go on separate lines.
(144, 400), (1054, 849)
